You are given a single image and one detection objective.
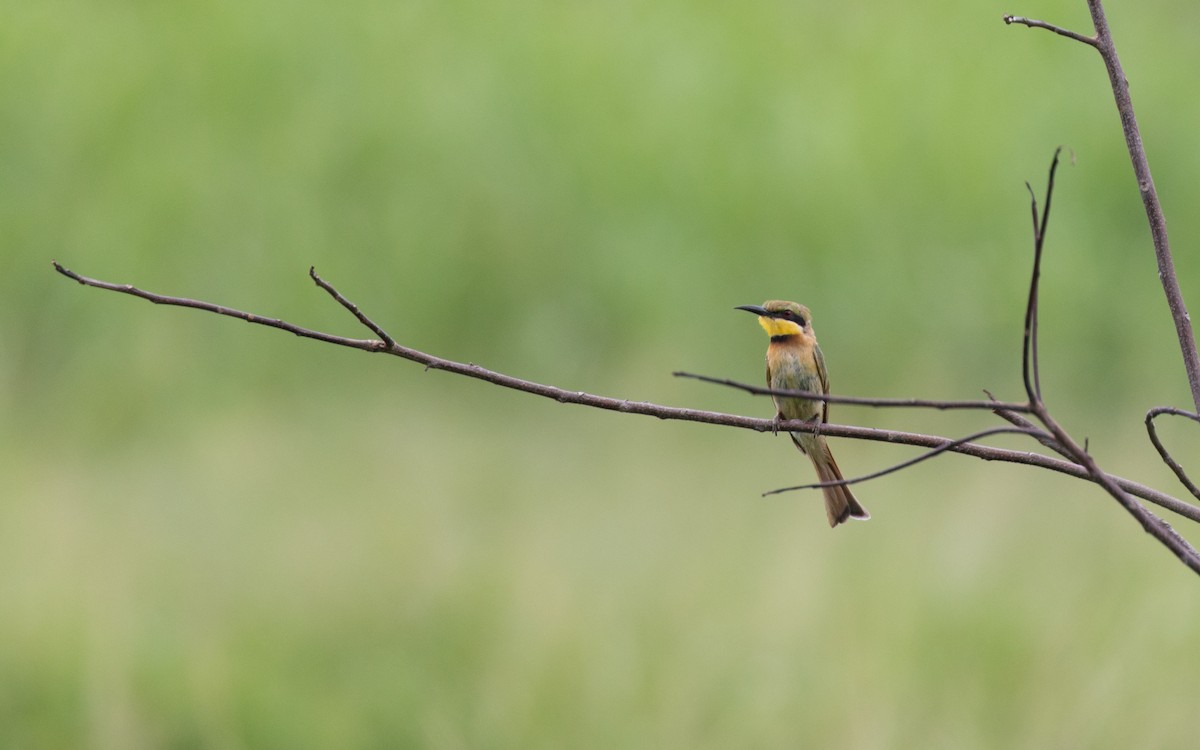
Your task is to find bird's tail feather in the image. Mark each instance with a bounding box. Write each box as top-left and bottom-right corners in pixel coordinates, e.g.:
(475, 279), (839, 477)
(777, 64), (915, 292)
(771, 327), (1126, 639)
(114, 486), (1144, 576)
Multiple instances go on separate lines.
(809, 438), (870, 527)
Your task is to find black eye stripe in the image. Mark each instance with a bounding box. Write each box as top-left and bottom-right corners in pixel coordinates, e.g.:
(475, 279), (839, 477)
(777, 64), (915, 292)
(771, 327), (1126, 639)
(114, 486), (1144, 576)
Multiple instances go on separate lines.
(768, 309), (806, 327)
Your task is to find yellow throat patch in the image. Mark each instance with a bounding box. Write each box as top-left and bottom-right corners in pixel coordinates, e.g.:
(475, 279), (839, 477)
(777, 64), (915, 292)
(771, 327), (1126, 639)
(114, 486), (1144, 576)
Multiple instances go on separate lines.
(757, 316), (804, 338)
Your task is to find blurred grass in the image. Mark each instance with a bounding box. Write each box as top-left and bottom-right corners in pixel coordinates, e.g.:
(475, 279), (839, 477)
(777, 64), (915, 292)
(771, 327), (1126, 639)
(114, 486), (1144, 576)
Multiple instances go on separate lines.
(4, 0), (1200, 747)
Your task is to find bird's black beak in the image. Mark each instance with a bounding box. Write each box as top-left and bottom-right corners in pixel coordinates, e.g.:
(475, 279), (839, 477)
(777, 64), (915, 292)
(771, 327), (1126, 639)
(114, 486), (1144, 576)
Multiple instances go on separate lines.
(734, 305), (769, 316)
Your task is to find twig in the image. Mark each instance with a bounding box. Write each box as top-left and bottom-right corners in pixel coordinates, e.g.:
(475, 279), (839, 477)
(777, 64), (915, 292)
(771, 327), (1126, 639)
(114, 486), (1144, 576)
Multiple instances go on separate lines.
(763, 426), (1044, 496)
(1002, 14), (1098, 47)
(1021, 148), (1062, 403)
(675, 371), (1032, 413)
(52, 261), (384, 351)
(50, 261), (1200, 525)
(309, 266), (395, 348)
(1145, 407), (1200, 502)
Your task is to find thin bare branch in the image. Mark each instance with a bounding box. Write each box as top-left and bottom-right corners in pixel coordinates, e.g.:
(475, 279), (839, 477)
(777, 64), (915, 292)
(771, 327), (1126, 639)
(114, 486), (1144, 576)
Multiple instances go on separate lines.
(1145, 407), (1200, 502)
(52, 261), (384, 351)
(51, 261), (1200, 525)
(310, 266), (395, 348)
(1002, 14), (1098, 47)
(675, 371), (1032, 413)
(1020, 179), (1045, 406)
(1033, 149), (1063, 400)
(762, 426), (1046, 497)
(1021, 149), (1062, 404)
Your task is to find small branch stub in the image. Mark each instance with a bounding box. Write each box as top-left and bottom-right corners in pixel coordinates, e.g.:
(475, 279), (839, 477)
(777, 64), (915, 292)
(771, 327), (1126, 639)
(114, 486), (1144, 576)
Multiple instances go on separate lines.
(1002, 14), (1098, 47)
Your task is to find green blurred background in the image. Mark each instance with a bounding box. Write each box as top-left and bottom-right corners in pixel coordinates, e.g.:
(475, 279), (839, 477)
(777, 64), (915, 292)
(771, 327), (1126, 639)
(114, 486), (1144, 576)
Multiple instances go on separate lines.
(5, 0), (1200, 746)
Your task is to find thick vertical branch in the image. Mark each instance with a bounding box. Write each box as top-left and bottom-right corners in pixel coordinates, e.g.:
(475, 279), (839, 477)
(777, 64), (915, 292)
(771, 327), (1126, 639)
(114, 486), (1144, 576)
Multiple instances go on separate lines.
(1086, 0), (1200, 411)
(1005, 3), (1200, 409)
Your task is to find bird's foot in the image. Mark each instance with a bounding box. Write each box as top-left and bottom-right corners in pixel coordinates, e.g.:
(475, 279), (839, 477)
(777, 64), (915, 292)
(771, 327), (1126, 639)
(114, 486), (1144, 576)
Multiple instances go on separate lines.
(808, 417), (823, 438)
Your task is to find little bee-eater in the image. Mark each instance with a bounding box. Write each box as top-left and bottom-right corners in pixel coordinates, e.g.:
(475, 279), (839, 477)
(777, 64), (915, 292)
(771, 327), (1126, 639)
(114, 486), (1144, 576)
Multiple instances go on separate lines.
(737, 301), (870, 527)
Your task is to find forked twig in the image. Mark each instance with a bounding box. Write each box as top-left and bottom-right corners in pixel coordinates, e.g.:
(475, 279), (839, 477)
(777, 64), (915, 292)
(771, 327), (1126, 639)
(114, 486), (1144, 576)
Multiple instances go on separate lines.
(1145, 407), (1200, 502)
(1016, 155), (1200, 575)
(1021, 147), (1063, 404)
(309, 266), (395, 348)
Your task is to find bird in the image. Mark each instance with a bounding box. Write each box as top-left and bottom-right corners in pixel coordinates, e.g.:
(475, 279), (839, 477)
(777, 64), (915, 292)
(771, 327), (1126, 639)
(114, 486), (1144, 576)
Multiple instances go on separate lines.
(736, 300), (870, 527)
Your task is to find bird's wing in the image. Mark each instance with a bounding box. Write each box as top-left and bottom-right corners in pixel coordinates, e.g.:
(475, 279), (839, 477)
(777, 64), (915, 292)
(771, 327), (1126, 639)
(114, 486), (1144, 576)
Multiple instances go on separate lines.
(814, 343), (830, 424)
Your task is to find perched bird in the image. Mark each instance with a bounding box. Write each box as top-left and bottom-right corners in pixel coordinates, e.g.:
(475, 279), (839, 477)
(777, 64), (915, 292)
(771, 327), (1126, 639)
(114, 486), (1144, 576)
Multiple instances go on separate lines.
(736, 300), (870, 527)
